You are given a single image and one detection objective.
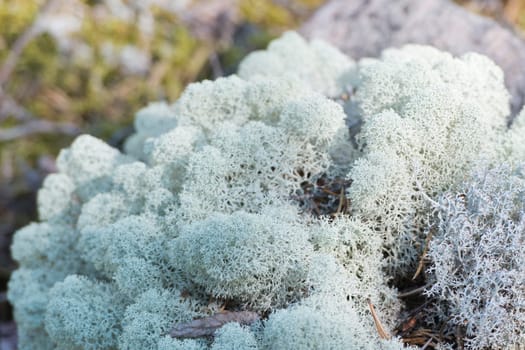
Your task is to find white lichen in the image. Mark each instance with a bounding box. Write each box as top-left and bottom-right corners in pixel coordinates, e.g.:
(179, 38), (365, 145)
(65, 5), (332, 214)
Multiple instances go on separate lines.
(9, 31), (524, 350)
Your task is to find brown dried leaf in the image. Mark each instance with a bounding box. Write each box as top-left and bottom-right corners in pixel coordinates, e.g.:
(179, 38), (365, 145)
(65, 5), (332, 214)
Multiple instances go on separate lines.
(170, 311), (260, 339)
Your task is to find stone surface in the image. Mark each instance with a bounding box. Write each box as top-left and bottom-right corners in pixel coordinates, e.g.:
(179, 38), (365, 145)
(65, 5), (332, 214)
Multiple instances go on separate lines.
(301, 0), (525, 117)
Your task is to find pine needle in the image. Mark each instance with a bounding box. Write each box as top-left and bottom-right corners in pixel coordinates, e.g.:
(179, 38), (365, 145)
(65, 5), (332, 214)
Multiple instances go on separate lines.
(368, 299), (391, 340)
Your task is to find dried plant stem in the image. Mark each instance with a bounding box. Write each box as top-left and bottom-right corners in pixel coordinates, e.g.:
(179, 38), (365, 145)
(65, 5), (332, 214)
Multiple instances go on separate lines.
(209, 52), (224, 79)
(368, 299), (391, 340)
(413, 230), (433, 280)
(421, 336), (434, 350)
(0, 120), (79, 141)
(0, 91), (34, 121)
(398, 284), (430, 298)
(170, 311), (260, 339)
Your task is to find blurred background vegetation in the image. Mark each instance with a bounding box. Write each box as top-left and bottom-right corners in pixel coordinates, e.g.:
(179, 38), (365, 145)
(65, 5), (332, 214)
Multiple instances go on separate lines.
(0, 0), (524, 347)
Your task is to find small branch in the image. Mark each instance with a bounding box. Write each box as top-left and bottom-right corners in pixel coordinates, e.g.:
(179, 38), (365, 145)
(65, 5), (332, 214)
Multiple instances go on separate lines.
(0, 0), (60, 87)
(335, 186), (345, 215)
(0, 120), (80, 141)
(398, 284), (430, 298)
(412, 230), (433, 280)
(0, 89), (35, 121)
(420, 336), (434, 350)
(170, 311), (260, 339)
(209, 52), (224, 79)
(456, 325), (465, 350)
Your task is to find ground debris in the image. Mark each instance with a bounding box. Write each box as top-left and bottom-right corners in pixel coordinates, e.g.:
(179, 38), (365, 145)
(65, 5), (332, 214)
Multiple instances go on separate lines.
(293, 174), (352, 218)
(170, 310), (260, 339)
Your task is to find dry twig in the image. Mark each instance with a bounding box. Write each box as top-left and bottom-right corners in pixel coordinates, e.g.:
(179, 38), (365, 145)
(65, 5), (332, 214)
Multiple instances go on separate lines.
(0, 120), (79, 141)
(0, 90), (34, 121)
(413, 231), (433, 280)
(209, 52), (224, 78)
(398, 284), (430, 299)
(368, 299), (391, 340)
(421, 336), (435, 350)
(170, 311), (260, 339)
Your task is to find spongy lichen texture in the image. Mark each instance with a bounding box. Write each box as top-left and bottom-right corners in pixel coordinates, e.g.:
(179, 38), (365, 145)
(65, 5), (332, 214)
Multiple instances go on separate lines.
(8, 31), (525, 350)
(173, 209), (314, 311)
(238, 31), (355, 97)
(346, 45), (512, 277)
(427, 164), (525, 350)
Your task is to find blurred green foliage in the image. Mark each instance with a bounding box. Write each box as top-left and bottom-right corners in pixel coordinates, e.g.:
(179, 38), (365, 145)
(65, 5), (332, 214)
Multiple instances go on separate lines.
(2, 3), (201, 139)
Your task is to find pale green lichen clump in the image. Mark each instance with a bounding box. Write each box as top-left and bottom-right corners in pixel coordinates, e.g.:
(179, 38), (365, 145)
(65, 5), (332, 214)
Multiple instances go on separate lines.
(347, 45), (511, 277)
(238, 31), (355, 97)
(8, 31), (525, 349)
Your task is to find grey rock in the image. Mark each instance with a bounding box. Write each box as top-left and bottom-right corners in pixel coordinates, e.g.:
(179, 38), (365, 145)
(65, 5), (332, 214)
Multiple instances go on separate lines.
(301, 0), (525, 117)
